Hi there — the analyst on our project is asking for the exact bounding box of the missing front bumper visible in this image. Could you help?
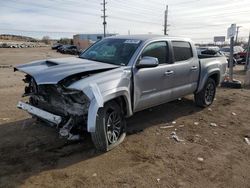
[17,101,62,125]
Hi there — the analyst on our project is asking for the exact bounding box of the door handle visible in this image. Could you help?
[164,70,174,76]
[190,66,198,71]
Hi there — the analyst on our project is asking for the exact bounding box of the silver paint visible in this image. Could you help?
[15,35,227,133]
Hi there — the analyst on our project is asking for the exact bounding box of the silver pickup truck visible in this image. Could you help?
[15,35,227,151]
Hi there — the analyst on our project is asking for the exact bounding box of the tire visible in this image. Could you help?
[91,100,126,151]
[194,78,216,107]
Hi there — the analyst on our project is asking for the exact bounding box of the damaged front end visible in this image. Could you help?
[18,74,90,140]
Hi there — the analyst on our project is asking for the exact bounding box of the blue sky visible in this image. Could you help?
[0,0,250,42]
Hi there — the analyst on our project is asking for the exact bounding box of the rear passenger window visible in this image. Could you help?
[142,42,168,64]
[172,41,193,62]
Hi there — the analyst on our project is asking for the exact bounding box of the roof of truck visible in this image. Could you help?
[107,34,191,42]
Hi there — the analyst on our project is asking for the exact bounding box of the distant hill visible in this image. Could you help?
[0,34,38,42]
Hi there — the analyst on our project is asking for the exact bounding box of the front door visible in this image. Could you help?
[133,41,175,112]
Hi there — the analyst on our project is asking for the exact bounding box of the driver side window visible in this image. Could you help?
[142,42,168,64]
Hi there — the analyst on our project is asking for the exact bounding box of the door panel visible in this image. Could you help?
[133,64,175,112]
[170,41,199,98]
[133,41,174,112]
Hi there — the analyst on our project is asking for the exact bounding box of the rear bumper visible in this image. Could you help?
[17,101,62,125]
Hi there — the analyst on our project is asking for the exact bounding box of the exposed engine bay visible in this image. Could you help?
[22,74,90,140]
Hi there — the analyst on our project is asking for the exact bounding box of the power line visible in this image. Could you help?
[2,0,250,39]
[109,15,160,25]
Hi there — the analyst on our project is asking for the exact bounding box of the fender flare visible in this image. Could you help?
[82,83,103,133]
[83,85,132,133]
[196,69,220,93]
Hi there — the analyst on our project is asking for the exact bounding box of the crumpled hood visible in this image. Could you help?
[14,57,119,85]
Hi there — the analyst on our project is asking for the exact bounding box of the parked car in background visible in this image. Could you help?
[238,48,250,64]
[62,45,78,55]
[15,35,227,151]
[57,45,78,55]
[51,43,62,50]
[220,46,244,64]
[57,45,69,53]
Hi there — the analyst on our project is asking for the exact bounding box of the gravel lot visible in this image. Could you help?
[0,47,250,188]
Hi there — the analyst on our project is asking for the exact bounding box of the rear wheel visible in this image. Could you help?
[91,101,126,151]
[194,78,216,107]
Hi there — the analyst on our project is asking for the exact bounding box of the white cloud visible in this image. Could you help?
[0,0,249,42]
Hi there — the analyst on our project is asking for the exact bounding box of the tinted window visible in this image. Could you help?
[142,42,168,64]
[172,41,193,62]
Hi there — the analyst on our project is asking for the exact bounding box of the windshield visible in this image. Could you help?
[79,38,141,66]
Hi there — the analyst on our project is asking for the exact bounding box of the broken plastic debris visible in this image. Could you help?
[232,112,237,116]
[172,121,176,125]
[220,124,227,128]
[59,128,69,137]
[210,123,217,127]
[197,157,204,162]
[208,108,212,111]
[244,137,250,145]
[157,178,160,183]
[68,133,80,141]
[0,118,10,121]
[160,125,174,129]
[194,122,199,125]
[179,124,184,128]
[171,131,184,142]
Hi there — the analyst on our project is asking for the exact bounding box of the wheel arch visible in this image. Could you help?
[209,72,220,86]
[86,86,132,133]
[196,69,220,93]
[102,89,133,118]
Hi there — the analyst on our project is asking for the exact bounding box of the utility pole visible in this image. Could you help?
[164,5,168,35]
[245,31,250,70]
[221,24,242,88]
[235,26,242,44]
[229,24,235,82]
[101,0,107,38]
[244,31,250,85]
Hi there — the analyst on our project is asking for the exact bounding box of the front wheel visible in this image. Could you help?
[91,101,126,151]
[194,78,216,107]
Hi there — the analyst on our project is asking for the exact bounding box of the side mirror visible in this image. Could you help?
[136,56,159,68]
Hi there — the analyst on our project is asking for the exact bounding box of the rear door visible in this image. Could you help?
[169,41,199,98]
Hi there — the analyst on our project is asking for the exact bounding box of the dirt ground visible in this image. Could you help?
[0,47,250,188]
